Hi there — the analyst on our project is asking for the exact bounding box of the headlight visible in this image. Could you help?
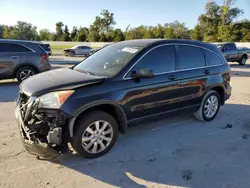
[38,90,74,109]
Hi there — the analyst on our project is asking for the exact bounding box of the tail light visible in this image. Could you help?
[40,54,48,63]
[41,54,48,59]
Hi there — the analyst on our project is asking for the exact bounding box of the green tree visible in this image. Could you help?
[0,25,5,38]
[39,29,51,41]
[87,25,100,42]
[70,26,78,41]
[190,25,204,41]
[2,21,39,40]
[55,21,64,40]
[49,33,57,41]
[111,29,125,42]
[63,25,70,41]
[197,0,243,42]
[77,27,89,41]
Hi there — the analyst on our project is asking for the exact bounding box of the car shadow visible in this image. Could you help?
[50,103,250,187]
[231,70,250,77]
[0,81,19,102]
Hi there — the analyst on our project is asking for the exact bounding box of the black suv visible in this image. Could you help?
[0,39,51,82]
[15,39,231,159]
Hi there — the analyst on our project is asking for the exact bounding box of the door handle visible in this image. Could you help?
[10,56,19,59]
[204,70,210,75]
[168,75,176,80]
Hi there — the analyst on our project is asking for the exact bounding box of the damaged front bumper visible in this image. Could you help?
[15,95,70,159]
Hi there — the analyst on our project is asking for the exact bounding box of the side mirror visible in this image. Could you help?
[130,68,154,79]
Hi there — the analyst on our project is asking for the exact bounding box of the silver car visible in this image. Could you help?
[63,45,92,57]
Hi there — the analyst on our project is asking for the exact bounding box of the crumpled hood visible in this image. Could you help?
[20,68,105,97]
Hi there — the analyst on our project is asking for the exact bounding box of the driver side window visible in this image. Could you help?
[129,45,176,75]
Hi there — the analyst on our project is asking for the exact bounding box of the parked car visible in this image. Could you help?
[40,44,52,56]
[216,42,250,65]
[15,39,231,159]
[63,45,92,57]
[0,39,51,82]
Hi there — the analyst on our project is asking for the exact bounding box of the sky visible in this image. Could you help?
[0,0,249,32]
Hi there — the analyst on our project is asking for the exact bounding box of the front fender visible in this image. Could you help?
[68,100,128,137]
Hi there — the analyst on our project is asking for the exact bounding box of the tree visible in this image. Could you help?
[87,25,100,42]
[55,21,64,41]
[2,21,39,40]
[164,21,189,39]
[197,0,243,42]
[63,25,70,41]
[77,27,89,41]
[70,26,78,41]
[111,29,125,42]
[190,25,203,41]
[39,29,51,41]
[49,33,57,41]
[0,25,5,38]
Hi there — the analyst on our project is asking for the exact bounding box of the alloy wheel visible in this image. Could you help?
[20,69,35,80]
[204,95,219,118]
[82,120,113,154]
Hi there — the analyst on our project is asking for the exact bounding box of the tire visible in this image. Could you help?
[69,51,75,57]
[239,55,247,66]
[194,90,221,122]
[71,111,118,159]
[16,66,36,83]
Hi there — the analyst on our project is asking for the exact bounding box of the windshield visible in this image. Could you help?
[73,43,143,77]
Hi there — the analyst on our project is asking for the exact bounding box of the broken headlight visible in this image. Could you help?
[38,90,74,109]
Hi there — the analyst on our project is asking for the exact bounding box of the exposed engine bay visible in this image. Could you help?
[15,92,71,159]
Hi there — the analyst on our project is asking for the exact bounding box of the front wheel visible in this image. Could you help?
[69,51,75,57]
[239,56,247,66]
[194,90,221,122]
[71,111,118,159]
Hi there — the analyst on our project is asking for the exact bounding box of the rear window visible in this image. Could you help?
[40,44,50,51]
[0,43,32,53]
[177,45,205,70]
[203,49,223,66]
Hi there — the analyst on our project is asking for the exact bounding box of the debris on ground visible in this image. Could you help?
[242,133,250,139]
[2,143,7,145]
[182,170,192,180]
[218,124,233,129]
[148,158,156,162]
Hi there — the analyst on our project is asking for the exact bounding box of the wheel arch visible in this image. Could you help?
[242,53,248,58]
[14,63,39,77]
[209,86,225,105]
[68,101,128,138]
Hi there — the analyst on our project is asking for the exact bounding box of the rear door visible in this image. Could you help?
[0,42,26,79]
[124,45,182,120]
[176,45,208,109]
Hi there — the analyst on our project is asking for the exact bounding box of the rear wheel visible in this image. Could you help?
[16,66,36,83]
[239,55,247,66]
[194,90,221,122]
[71,111,118,159]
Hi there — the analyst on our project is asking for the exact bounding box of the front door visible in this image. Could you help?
[124,45,183,121]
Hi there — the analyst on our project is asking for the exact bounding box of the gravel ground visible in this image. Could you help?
[0,60,250,188]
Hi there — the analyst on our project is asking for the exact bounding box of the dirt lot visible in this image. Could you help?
[0,60,250,188]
